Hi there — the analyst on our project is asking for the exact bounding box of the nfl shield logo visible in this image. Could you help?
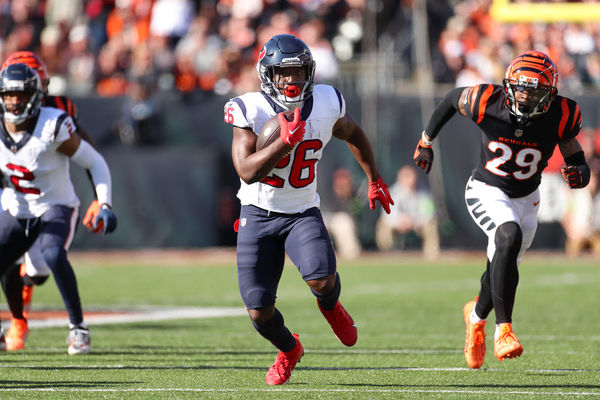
[515,129,523,137]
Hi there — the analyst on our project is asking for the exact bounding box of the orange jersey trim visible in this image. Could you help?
[476,85,494,124]
[558,98,570,139]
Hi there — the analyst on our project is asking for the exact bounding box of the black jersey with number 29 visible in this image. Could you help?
[462,84,582,198]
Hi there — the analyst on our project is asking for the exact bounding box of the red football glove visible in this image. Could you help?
[278,107,305,146]
[82,200,102,233]
[414,138,434,174]
[368,177,394,214]
[561,165,590,189]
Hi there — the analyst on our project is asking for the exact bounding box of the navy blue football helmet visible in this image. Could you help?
[257,34,316,108]
[0,63,43,125]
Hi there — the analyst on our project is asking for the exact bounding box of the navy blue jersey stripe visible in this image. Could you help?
[334,87,343,114]
[53,113,68,140]
[232,98,247,121]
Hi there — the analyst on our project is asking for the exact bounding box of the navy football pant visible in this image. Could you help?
[236,205,337,309]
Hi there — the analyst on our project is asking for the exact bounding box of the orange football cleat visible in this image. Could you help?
[265,334,304,385]
[318,300,358,347]
[6,318,29,351]
[494,323,523,362]
[463,297,486,369]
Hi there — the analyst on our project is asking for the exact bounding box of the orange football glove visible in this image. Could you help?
[413,137,434,174]
[82,200,102,233]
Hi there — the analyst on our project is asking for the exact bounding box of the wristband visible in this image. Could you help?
[421,131,434,147]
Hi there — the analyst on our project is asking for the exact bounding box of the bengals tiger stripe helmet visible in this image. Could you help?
[1,51,49,91]
[503,50,558,124]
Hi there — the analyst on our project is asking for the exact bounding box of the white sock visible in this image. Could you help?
[494,323,510,340]
[470,308,485,324]
[69,322,88,330]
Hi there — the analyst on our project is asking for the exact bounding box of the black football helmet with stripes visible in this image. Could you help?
[503,51,558,125]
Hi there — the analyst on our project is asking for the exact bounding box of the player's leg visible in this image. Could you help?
[1,264,28,350]
[236,205,302,385]
[21,241,53,312]
[0,212,40,350]
[463,178,520,367]
[38,205,89,355]
[285,207,357,347]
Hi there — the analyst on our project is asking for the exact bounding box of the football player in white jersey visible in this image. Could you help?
[0,63,117,355]
[224,34,394,385]
[0,51,106,352]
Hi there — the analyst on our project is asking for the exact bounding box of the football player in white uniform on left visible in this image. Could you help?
[0,63,117,354]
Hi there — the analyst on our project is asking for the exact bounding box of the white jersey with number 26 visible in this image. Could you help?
[225,84,345,214]
[0,106,80,218]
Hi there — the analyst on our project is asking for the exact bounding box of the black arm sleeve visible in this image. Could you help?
[424,87,465,140]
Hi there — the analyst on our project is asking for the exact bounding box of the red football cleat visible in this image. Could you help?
[318,300,358,346]
[265,333,304,385]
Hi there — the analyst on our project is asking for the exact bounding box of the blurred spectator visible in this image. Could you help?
[375,165,439,260]
[149,0,193,47]
[95,37,129,96]
[298,19,338,81]
[562,170,600,257]
[44,0,82,28]
[322,168,363,260]
[66,23,96,94]
[116,73,162,145]
[3,0,600,99]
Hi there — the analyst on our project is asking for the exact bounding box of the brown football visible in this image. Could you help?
[256,110,294,151]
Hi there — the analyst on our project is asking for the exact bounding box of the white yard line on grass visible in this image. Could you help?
[26,306,246,329]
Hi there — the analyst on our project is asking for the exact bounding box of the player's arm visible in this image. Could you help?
[558,137,590,189]
[414,87,469,173]
[231,126,294,184]
[332,114,394,213]
[57,133,117,233]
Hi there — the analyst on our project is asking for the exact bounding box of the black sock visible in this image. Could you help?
[312,273,341,311]
[252,309,296,352]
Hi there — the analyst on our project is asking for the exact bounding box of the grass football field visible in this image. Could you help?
[1,250,599,399]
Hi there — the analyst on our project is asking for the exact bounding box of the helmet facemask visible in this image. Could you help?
[260,63,314,109]
[0,64,44,125]
[503,51,558,125]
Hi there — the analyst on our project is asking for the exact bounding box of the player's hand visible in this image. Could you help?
[82,200,100,231]
[85,202,117,234]
[368,177,394,214]
[414,138,434,174]
[278,107,305,146]
[561,165,589,189]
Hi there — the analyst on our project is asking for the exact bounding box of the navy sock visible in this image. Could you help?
[312,273,341,311]
[252,309,296,352]
[1,264,25,319]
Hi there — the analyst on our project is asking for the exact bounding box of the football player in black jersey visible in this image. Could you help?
[413,51,590,369]
[0,51,111,352]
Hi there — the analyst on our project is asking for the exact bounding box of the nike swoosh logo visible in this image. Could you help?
[533,201,540,206]
[378,188,386,196]
[289,126,301,134]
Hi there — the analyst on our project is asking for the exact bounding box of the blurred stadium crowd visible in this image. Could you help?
[2,0,600,100]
